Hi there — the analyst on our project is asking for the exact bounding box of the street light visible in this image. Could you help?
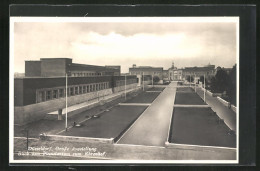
[190,74,191,87]
[65,72,68,131]
[125,74,127,100]
[204,74,206,102]
[152,74,154,87]
[65,67,71,132]
[142,72,144,91]
[194,74,196,92]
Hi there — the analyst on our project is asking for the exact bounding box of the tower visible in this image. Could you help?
[172,61,174,69]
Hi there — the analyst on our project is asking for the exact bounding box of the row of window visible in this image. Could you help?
[185,71,214,75]
[130,72,161,75]
[36,82,109,103]
[71,72,102,77]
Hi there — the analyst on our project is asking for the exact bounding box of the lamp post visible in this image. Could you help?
[143,72,144,91]
[125,75,126,100]
[190,74,191,87]
[194,74,196,92]
[65,72,68,131]
[152,74,154,87]
[204,74,206,102]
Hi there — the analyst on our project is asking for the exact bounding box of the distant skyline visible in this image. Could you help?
[12,17,237,73]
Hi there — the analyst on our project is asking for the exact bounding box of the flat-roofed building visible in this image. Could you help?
[129,64,163,80]
[182,64,216,81]
[25,58,120,77]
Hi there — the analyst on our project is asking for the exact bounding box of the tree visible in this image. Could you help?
[153,76,160,83]
[210,68,229,93]
[186,75,194,82]
[199,75,209,88]
[226,65,236,106]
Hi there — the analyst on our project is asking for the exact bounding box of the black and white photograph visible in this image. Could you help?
[10,16,239,164]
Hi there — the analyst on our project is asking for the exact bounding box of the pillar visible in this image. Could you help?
[58,109,63,120]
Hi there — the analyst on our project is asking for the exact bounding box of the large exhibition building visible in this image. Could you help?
[14,58,138,125]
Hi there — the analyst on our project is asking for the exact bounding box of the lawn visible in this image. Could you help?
[124,92,160,103]
[174,92,205,105]
[169,107,236,148]
[60,105,147,139]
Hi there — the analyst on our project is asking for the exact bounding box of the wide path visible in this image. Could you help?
[117,82,177,146]
[196,88,236,132]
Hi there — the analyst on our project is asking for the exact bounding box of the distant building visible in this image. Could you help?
[182,64,216,81]
[216,66,232,74]
[168,62,182,81]
[25,58,120,77]
[129,64,163,80]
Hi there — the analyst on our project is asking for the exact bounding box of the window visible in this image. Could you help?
[90,85,92,92]
[53,90,58,99]
[79,86,82,94]
[75,87,79,95]
[46,90,52,100]
[83,86,86,93]
[87,85,89,92]
[70,87,74,96]
[92,84,96,91]
[37,91,45,102]
[96,84,99,91]
[59,89,64,98]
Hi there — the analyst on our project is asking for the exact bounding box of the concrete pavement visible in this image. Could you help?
[117,82,177,146]
[196,88,236,132]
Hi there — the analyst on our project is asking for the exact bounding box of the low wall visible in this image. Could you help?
[231,105,237,113]
[200,87,222,97]
[14,89,113,125]
[217,97,237,113]
[46,135,114,144]
[14,84,140,125]
[113,83,138,93]
[217,96,229,107]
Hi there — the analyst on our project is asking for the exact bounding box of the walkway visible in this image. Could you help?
[196,88,236,132]
[117,82,177,146]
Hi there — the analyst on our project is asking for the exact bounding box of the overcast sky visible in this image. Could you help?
[13,20,237,73]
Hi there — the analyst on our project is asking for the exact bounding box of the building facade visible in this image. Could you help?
[182,64,216,80]
[168,62,183,81]
[25,58,120,77]
[129,64,163,80]
[14,75,138,125]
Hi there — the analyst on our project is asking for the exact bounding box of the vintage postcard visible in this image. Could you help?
[10,16,239,164]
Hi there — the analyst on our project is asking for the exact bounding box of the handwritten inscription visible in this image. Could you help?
[17,146,106,158]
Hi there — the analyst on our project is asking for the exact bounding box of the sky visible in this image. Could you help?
[13,19,237,73]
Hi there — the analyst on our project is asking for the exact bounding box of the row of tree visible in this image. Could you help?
[185,65,236,105]
[211,65,236,105]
